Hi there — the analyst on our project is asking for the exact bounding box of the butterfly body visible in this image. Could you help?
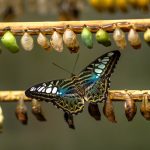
[25,50,120,115]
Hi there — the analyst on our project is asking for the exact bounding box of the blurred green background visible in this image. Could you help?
[0,1,150,150]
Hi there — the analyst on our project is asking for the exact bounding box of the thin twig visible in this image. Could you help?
[0,19,149,35]
[0,90,149,102]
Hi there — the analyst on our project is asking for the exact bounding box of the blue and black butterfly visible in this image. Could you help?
[25,50,120,128]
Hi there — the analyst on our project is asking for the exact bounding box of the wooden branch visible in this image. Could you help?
[0,90,149,102]
[0,19,149,36]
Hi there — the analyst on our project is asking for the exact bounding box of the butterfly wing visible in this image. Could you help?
[78,50,120,103]
[25,78,84,114]
[25,50,120,114]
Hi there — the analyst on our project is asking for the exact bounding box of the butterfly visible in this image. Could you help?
[25,50,120,128]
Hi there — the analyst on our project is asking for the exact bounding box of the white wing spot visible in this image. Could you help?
[107,52,114,57]
[98,58,101,62]
[48,84,52,87]
[95,64,99,67]
[102,58,109,62]
[38,87,45,92]
[46,87,52,93]
[42,88,46,92]
[95,69,102,74]
[30,87,36,91]
[98,64,105,69]
[43,83,46,86]
[102,61,107,64]
[52,87,57,94]
[37,86,41,90]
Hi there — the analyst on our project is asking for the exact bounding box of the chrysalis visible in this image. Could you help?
[64,112,75,129]
[104,0,115,12]
[50,31,63,52]
[37,0,49,15]
[28,0,37,13]
[12,0,24,18]
[113,27,126,49]
[21,32,34,51]
[103,95,117,123]
[81,27,93,49]
[115,0,127,12]
[137,0,149,11]
[128,0,138,8]
[0,105,4,131]
[128,28,141,49]
[89,0,104,12]
[37,32,51,51]
[57,0,82,21]
[15,99,28,125]
[63,29,79,53]
[144,28,150,45]
[88,103,101,120]
[96,29,111,47]
[124,92,137,121]
[140,94,150,120]
[1,31,20,53]
[31,99,46,121]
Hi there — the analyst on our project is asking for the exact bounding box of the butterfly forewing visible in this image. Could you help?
[25,78,84,114]
[78,50,120,103]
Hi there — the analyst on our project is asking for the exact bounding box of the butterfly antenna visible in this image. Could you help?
[72,53,79,75]
[52,62,74,76]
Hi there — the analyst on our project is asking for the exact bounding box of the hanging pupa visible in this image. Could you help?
[124,92,137,121]
[0,105,4,132]
[103,95,117,123]
[104,0,115,12]
[37,32,51,51]
[28,0,37,13]
[31,99,46,121]
[64,112,75,129]
[89,0,105,12]
[12,0,24,18]
[21,32,34,51]
[137,0,149,11]
[81,27,93,49]
[140,93,150,120]
[128,28,141,49]
[144,28,150,45]
[57,0,82,21]
[63,28,79,53]
[113,27,126,49]
[15,99,28,125]
[50,31,63,52]
[37,0,49,15]
[128,0,138,8]
[96,29,111,47]
[115,0,127,12]
[88,103,101,121]
[1,31,20,53]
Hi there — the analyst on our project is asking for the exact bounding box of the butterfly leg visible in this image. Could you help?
[64,112,75,129]
[88,103,101,121]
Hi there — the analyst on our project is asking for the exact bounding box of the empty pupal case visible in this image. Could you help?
[21,32,34,51]
[50,31,63,52]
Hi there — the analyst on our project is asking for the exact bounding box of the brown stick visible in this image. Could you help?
[0,19,149,35]
[0,90,149,102]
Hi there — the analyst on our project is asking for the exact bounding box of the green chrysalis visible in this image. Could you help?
[1,31,19,53]
[81,27,93,49]
[96,29,111,47]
